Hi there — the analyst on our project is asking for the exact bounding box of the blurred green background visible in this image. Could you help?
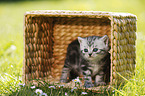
[0,0,145,84]
[0,0,145,95]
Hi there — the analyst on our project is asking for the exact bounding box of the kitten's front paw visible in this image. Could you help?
[95,82,106,86]
[84,81,94,88]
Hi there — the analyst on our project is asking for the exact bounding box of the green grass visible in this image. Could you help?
[0,0,145,95]
[8,80,113,96]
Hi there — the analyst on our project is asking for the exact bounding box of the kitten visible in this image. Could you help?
[60,35,110,88]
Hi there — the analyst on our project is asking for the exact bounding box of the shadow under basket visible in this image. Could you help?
[23,10,137,91]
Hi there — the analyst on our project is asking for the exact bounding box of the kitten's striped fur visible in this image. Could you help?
[60,35,110,88]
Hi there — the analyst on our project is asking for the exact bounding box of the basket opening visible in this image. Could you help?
[51,17,111,84]
[24,16,111,86]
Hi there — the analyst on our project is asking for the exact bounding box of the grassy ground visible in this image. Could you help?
[0,0,145,95]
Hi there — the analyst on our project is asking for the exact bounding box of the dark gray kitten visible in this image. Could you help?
[60,35,110,88]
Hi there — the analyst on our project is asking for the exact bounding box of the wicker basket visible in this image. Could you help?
[23,10,137,90]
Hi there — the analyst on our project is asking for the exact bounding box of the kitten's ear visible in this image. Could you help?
[78,37,84,44]
[100,35,109,45]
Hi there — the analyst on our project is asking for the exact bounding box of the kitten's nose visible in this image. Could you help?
[89,53,92,57]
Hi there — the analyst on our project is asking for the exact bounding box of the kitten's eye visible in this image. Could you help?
[93,48,98,52]
[84,49,88,52]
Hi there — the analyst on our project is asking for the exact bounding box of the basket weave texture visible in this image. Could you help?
[23,10,137,88]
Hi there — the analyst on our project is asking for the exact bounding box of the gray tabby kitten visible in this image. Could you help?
[60,35,110,88]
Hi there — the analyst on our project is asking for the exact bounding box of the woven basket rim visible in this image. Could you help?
[25,10,137,18]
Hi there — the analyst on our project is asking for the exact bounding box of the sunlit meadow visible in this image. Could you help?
[0,0,145,95]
